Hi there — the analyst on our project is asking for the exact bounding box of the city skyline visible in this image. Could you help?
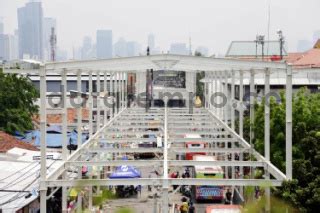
[1,0,320,58]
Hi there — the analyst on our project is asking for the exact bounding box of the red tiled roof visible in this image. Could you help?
[285,53,304,64]
[0,131,38,153]
[290,49,320,68]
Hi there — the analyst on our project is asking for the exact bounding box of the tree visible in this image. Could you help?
[243,88,320,212]
[0,68,39,133]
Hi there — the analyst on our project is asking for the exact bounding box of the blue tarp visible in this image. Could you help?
[15,125,88,147]
[109,162,141,179]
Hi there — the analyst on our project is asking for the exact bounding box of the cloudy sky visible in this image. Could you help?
[1,0,320,56]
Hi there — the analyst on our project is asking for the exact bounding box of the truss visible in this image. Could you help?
[4,54,294,213]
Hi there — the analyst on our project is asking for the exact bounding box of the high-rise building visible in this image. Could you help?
[114,37,127,57]
[43,17,57,61]
[96,30,112,59]
[81,36,95,60]
[18,1,43,60]
[0,32,19,61]
[170,43,188,55]
[126,41,140,57]
[0,34,8,61]
[148,34,155,51]
[0,18,4,35]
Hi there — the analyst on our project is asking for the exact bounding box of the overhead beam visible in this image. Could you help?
[46,178,282,187]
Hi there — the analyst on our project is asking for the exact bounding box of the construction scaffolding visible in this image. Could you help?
[5,54,293,212]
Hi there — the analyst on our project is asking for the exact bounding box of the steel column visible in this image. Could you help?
[286,65,293,179]
[265,68,271,212]
[214,72,218,116]
[162,98,169,213]
[76,70,82,213]
[89,72,93,136]
[39,66,47,213]
[104,72,108,124]
[97,71,101,131]
[61,69,68,213]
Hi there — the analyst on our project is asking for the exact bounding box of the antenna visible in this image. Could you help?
[50,27,57,61]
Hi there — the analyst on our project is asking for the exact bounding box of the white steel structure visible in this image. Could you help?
[5,54,294,212]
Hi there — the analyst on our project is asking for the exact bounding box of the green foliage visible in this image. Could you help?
[0,68,39,133]
[196,71,205,99]
[115,207,135,213]
[244,87,320,212]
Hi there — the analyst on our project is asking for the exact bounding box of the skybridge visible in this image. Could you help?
[5,54,293,212]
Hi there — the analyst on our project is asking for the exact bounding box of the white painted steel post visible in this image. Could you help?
[39,65,47,213]
[239,70,244,137]
[77,71,82,146]
[162,97,169,213]
[61,69,68,159]
[231,70,235,130]
[61,69,68,213]
[115,72,118,115]
[249,69,255,179]
[119,72,122,110]
[204,81,207,109]
[122,72,125,109]
[76,70,82,213]
[89,72,93,136]
[265,68,271,212]
[224,72,228,125]
[214,72,218,116]
[219,72,223,120]
[110,72,114,118]
[210,73,214,112]
[88,71,93,210]
[239,70,244,196]
[286,65,293,179]
[249,69,255,145]
[231,70,235,180]
[104,72,108,124]
[97,71,101,131]
[125,72,128,108]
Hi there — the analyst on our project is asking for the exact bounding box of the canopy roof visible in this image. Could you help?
[44,54,287,73]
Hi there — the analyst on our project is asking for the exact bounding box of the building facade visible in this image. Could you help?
[96,30,112,59]
[18,1,44,60]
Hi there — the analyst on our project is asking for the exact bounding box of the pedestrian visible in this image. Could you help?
[179,200,189,213]
[188,202,195,213]
[225,188,232,204]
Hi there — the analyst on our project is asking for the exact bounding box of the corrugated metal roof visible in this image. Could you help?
[0,149,62,212]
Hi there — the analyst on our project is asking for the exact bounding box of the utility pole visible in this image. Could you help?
[277,30,285,60]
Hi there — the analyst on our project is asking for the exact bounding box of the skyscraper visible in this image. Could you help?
[96,30,112,59]
[18,1,43,60]
[0,18,4,35]
[114,37,127,57]
[126,41,140,57]
[170,43,188,55]
[148,34,155,51]
[43,17,57,61]
[81,36,95,60]
[0,34,8,61]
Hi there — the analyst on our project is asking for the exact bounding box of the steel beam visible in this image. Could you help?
[46,178,282,187]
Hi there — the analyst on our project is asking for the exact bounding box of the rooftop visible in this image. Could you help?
[0,131,38,153]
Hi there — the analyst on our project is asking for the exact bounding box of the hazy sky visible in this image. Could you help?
[1,0,320,56]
